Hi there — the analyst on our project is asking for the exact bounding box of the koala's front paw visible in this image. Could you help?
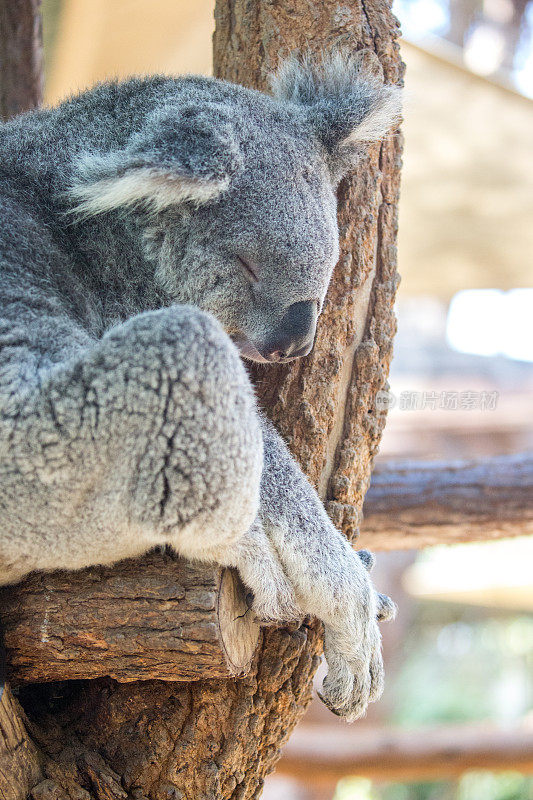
[245,545,301,625]
[235,521,302,626]
[318,551,397,722]
[318,620,383,721]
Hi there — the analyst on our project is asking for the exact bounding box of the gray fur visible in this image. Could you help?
[0,52,400,721]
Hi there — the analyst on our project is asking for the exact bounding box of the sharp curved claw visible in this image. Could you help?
[358,549,375,572]
[376,592,397,621]
[316,689,344,717]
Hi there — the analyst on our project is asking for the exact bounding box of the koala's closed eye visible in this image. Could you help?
[237,255,260,283]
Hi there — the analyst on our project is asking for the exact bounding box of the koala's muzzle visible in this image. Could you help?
[261,300,318,362]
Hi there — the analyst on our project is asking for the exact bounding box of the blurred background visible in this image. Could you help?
[38,2,533,798]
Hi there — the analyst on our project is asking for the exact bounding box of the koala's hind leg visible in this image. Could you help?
[258,418,396,721]
[0,305,263,583]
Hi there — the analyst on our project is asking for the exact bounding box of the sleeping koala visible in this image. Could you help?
[0,51,401,721]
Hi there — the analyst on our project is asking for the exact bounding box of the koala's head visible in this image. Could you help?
[71,51,401,362]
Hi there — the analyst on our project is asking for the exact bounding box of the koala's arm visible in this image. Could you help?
[0,280,262,585]
[256,418,395,721]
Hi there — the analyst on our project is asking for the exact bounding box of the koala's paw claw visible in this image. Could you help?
[358,549,376,572]
[316,689,344,717]
[376,592,397,622]
[318,667,374,723]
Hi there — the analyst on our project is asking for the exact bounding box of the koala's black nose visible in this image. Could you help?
[261,300,318,362]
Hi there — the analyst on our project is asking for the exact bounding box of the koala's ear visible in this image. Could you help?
[69,104,243,216]
[271,50,402,182]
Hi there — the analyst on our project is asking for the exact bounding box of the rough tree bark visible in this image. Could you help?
[0,0,403,798]
[0,553,260,685]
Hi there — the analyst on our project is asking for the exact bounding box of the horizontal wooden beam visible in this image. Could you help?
[0,550,260,685]
[359,452,533,550]
[277,722,533,781]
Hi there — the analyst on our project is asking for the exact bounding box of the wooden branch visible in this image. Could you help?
[4,454,529,686]
[359,452,533,550]
[2,453,528,686]
[0,0,44,120]
[0,550,260,685]
[278,722,533,781]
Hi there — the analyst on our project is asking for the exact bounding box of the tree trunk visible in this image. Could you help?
[1,0,403,798]
[0,0,43,120]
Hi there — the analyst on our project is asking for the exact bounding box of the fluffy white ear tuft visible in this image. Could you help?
[271,50,402,179]
[339,83,402,146]
[69,154,228,218]
[68,103,242,217]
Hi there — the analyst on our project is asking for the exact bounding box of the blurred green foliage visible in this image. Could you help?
[333,603,533,800]
[335,772,533,800]
[41,0,63,80]
[391,614,533,725]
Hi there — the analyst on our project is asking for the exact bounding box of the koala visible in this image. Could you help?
[0,51,401,721]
